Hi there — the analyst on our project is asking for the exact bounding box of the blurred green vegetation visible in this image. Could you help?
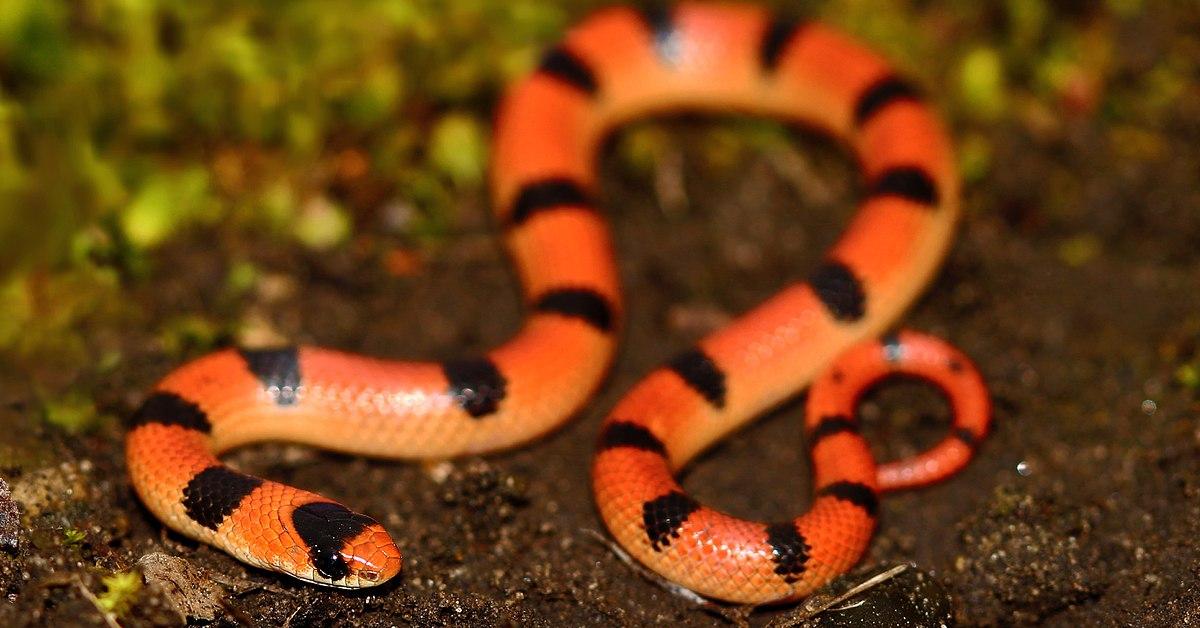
[0,0,573,273]
[0,0,573,395]
[0,0,1190,428]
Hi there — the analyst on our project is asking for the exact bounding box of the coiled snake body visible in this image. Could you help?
[127,3,990,604]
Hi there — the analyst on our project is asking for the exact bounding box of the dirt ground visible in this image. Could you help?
[3,4,1200,628]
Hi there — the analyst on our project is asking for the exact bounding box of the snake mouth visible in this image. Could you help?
[339,536,403,587]
[357,569,383,583]
[297,547,401,589]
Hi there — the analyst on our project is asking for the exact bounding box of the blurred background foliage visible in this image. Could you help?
[0,0,567,387]
[0,0,1191,429]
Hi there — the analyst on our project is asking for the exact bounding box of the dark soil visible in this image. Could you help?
[3,4,1200,627]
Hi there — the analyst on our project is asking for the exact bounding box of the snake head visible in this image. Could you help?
[289,501,402,588]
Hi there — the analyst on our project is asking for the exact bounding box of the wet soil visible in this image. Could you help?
[3,5,1200,627]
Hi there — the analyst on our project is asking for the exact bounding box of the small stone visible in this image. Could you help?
[137,553,229,622]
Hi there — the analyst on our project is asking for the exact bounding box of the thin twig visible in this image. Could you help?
[767,564,912,628]
[581,528,756,625]
[73,577,122,628]
[653,146,689,217]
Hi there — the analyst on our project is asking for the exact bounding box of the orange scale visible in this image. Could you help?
[561,8,665,92]
[491,77,599,211]
[599,449,679,500]
[491,316,612,388]
[667,4,766,83]
[219,483,273,531]
[773,24,893,134]
[700,285,847,410]
[618,385,722,467]
[878,438,974,491]
[854,102,955,186]
[809,432,878,489]
[828,197,930,288]
[300,348,444,396]
[126,425,216,489]
[158,350,261,408]
[339,525,403,586]
[505,208,620,305]
[796,500,875,564]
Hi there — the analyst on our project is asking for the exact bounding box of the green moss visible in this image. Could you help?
[959,47,1008,121]
[41,392,100,434]
[225,260,260,297]
[158,314,222,358]
[120,168,214,248]
[958,132,993,183]
[0,278,31,350]
[0,265,126,374]
[400,171,457,241]
[617,124,670,176]
[430,112,488,188]
[294,197,352,250]
[3,3,70,87]
[821,0,929,66]
[1006,0,1049,53]
[96,571,142,617]
[1175,364,1200,391]
[1057,234,1102,267]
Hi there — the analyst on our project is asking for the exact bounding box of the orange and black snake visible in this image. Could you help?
[126,3,990,605]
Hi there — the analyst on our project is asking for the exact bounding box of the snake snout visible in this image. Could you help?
[342,527,403,586]
[291,501,402,587]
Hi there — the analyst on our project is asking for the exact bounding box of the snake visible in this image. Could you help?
[125,3,990,604]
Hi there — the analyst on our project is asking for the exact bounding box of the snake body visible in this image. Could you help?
[126,3,989,603]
